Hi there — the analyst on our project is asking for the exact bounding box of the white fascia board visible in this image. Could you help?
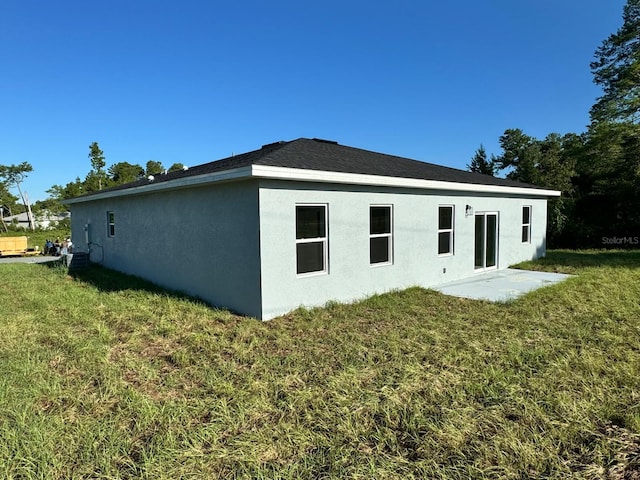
[250,165,562,197]
[62,166,254,204]
[63,163,561,205]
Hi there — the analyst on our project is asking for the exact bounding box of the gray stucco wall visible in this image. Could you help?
[258,180,548,319]
[70,180,263,318]
[69,178,550,321]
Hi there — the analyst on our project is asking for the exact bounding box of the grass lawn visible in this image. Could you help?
[0,250,639,479]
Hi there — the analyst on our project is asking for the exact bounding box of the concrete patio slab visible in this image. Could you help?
[433,268,571,302]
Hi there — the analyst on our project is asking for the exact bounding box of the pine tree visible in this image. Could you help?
[467,144,496,176]
[590,0,640,123]
[88,142,107,190]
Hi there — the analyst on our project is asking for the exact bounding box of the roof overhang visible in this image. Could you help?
[63,166,253,204]
[251,165,561,197]
[63,165,560,205]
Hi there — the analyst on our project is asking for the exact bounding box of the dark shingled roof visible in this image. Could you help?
[75,138,542,198]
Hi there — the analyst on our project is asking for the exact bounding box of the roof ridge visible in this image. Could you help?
[252,138,305,166]
[290,138,536,188]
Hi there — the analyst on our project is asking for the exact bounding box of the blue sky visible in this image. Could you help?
[0,0,627,201]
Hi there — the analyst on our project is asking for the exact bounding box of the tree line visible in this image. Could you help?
[468,0,640,248]
[0,142,185,231]
[46,142,186,203]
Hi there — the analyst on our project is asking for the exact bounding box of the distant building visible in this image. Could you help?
[65,138,560,320]
[3,210,70,230]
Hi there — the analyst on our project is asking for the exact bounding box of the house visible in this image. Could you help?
[64,138,560,320]
[2,210,70,230]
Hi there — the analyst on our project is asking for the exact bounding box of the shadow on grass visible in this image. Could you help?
[40,261,216,308]
[525,249,640,270]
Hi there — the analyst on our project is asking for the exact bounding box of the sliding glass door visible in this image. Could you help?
[474,212,498,270]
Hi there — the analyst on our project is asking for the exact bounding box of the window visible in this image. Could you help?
[522,206,531,243]
[296,205,327,275]
[370,206,392,265]
[438,206,454,255]
[107,211,115,237]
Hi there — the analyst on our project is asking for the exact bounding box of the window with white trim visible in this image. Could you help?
[438,205,454,255]
[107,211,115,237]
[522,206,531,243]
[295,205,328,275]
[370,205,392,265]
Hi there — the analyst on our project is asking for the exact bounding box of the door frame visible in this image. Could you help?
[474,211,499,272]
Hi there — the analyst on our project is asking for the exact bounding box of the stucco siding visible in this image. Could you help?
[258,180,548,319]
[70,180,262,318]
[69,177,550,321]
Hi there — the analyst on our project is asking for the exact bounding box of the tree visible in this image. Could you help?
[108,162,144,185]
[494,129,541,184]
[0,181,19,232]
[572,122,640,242]
[88,142,107,190]
[45,177,86,213]
[34,198,65,215]
[590,0,640,123]
[0,162,35,230]
[493,129,578,246]
[146,160,164,176]
[467,145,496,176]
[50,177,86,200]
[168,162,185,173]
